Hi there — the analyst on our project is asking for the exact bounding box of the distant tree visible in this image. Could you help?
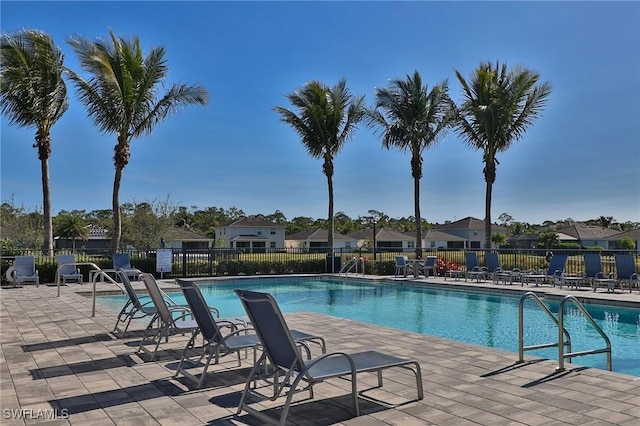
[0,198,44,248]
[1,29,69,254]
[597,215,614,228]
[491,233,506,248]
[617,237,636,251]
[538,231,559,249]
[368,71,453,257]
[54,214,88,250]
[122,198,179,250]
[498,213,514,227]
[66,30,209,251]
[453,61,552,249]
[275,79,366,252]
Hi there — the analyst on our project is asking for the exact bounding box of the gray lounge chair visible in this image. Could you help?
[175,279,325,389]
[112,253,141,281]
[235,289,423,426]
[13,256,39,287]
[112,270,159,337]
[137,273,198,361]
[614,253,639,293]
[57,254,83,285]
[394,256,410,277]
[417,256,438,277]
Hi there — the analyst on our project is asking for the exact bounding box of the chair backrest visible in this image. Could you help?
[113,253,132,269]
[118,269,143,310]
[57,254,76,275]
[583,252,603,278]
[176,279,222,343]
[424,256,437,267]
[235,289,305,373]
[465,252,478,270]
[395,256,408,266]
[547,254,567,275]
[14,256,35,276]
[141,273,173,325]
[485,252,500,272]
[615,253,637,280]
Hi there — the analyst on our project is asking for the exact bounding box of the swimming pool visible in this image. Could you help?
[97,277,640,377]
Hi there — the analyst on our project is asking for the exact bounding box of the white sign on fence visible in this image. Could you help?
[156,249,172,275]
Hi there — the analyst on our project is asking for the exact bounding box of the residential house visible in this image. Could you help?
[214,217,285,252]
[54,224,110,252]
[433,217,507,249]
[347,227,415,252]
[164,227,213,250]
[420,229,467,250]
[285,229,358,253]
[509,231,578,249]
[556,224,620,249]
[605,229,640,251]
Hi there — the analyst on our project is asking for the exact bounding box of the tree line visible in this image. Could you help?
[2,197,636,252]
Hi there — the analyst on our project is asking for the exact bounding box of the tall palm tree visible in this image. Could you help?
[453,62,551,248]
[274,79,365,254]
[0,29,69,255]
[66,30,209,251]
[368,71,453,257]
[55,214,89,250]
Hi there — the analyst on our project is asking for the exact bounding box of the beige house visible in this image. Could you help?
[347,228,415,251]
[215,217,285,252]
[285,229,358,253]
[433,216,507,249]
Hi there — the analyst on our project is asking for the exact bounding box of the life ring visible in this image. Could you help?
[545,251,553,262]
[4,266,16,285]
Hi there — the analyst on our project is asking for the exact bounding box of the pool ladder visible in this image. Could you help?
[518,292,612,372]
[339,257,362,276]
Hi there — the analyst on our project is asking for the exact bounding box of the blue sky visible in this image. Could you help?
[1,1,639,225]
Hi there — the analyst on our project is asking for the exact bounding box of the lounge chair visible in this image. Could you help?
[13,256,39,287]
[417,256,438,277]
[487,253,521,285]
[112,270,159,337]
[56,254,83,285]
[136,273,199,361]
[522,253,567,287]
[394,256,410,277]
[235,289,423,425]
[175,279,326,389]
[112,253,141,281]
[485,252,500,280]
[614,253,639,293]
[464,252,486,282]
[584,252,616,292]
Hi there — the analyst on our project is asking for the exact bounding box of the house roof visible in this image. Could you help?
[171,227,212,241]
[434,216,506,232]
[225,217,283,228]
[286,229,357,242]
[556,224,621,240]
[420,229,467,241]
[347,227,414,242]
[606,228,640,240]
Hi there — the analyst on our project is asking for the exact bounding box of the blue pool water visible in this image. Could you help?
[98,277,640,376]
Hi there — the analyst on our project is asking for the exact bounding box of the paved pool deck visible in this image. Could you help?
[1,275,639,425]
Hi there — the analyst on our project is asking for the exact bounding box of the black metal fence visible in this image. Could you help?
[1,247,638,284]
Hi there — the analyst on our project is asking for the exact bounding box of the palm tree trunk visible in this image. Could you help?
[326,173,334,253]
[484,180,493,249]
[110,165,123,252]
[40,155,53,256]
[414,174,423,258]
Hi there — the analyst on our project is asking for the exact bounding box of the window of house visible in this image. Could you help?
[257,229,262,235]
[270,241,276,248]
[430,241,436,248]
[407,241,415,249]
[270,228,276,235]
[345,242,351,248]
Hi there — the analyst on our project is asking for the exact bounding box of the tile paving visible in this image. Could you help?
[1,275,639,425]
